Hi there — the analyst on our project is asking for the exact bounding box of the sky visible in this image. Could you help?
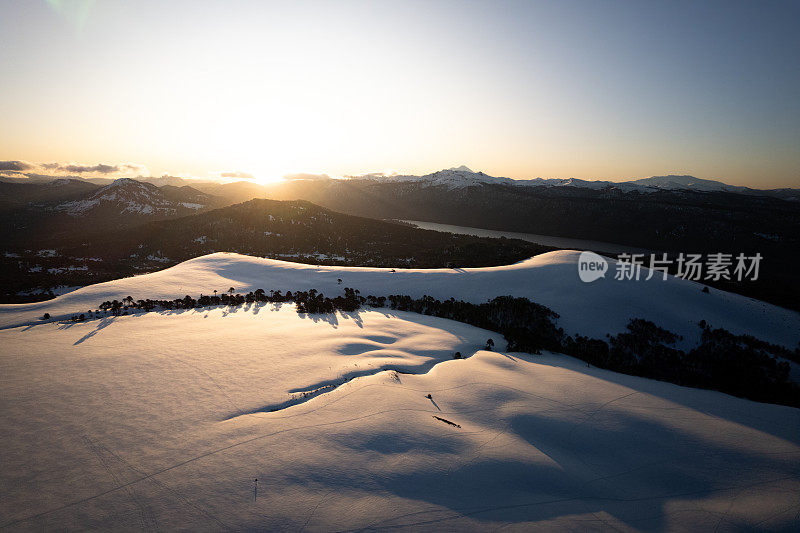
[1,0,798,187]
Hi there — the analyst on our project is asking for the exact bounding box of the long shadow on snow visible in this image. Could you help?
[73,316,117,345]
[529,352,800,447]
[288,408,800,531]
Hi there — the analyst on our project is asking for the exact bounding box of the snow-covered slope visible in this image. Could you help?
[362,166,517,188]
[2,303,798,530]
[2,251,798,350]
[631,175,752,193]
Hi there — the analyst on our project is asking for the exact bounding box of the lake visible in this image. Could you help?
[403,220,652,255]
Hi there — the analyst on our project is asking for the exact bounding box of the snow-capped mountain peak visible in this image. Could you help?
[103,177,141,188]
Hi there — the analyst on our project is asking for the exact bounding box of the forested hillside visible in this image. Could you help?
[0,198,549,302]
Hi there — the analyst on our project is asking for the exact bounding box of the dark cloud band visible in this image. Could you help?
[0,160,34,171]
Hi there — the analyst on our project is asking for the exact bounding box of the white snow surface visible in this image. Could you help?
[630,175,752,193]
[1,303,798,530]
[1,251,798,350]
[358,167,518,188]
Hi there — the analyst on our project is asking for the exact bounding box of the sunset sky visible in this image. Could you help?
[1,0,798,187]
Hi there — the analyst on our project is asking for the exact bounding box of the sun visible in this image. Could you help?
[251,174,287,185]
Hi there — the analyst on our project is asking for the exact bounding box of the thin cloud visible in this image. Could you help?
[283,173,331,181]
[344,171,399,179]
[220,171,255,179]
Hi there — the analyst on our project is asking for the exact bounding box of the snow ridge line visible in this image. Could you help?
[221,358,479,420]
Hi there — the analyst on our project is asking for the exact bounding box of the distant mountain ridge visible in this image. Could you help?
[363,167,517,188]
[264,168,800,310]
[49,178,221,218]
[3,166,796,199]
[0,178,230,246]
[349,167,799,199]
[2,172,799,311]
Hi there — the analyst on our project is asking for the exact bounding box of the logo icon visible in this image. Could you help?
[578,251,608,283]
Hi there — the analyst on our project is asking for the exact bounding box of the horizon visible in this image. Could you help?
[1,1,799,188]
[4,161,798,190]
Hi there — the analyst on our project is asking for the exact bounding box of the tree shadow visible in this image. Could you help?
[293,308,388,329]
[297,312,340,329]
[73,316,116,345]
[339,310,364,328]
[428,397,442,411]
[370,308,402,320]
[221,305,240,317]
[156,308,196,318]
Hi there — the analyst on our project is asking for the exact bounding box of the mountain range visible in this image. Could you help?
[2,168,799,310]
[0,178,231,245]
[3,165,798,199]
[345,166,800,199]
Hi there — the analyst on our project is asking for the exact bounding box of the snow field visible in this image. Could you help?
[1,305,798,530]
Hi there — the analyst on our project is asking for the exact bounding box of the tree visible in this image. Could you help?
[485,338,494,351]
[453,351,462,359]
[41,313,50,320]
[337,278,342,285]
[229,287,235,294]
